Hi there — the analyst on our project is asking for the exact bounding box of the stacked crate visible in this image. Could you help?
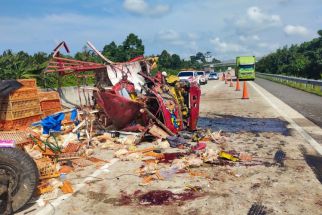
[38,91,62,117]
[0,79,42,130]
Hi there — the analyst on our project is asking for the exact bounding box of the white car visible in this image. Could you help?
[196,71,207,85]
[177,71,199,83]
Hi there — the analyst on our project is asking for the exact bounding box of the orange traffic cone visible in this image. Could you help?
[236,79,240,91]
[229,78,234,87]
[242,81,249,99]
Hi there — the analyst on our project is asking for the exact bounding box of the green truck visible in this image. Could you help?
[236,56,256,80]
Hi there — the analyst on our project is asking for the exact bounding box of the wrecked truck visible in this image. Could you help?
[0,41,201,213]
[45,41,201,134]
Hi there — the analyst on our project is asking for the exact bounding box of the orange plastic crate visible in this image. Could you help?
[42,108,62,117]
[0,130,31,147]
[40,100,61,111]
[4,88,39,101]
[38,91,60,102]
[0,98,40,111]
[0,114,41,131]
[0,106,42,120]
[17,79,37,88]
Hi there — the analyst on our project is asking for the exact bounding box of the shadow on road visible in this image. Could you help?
[198,114,290,135]
[299,145,322,184]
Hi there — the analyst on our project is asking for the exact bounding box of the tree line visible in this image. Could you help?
[256,30,322,80]
[0,33,220,86]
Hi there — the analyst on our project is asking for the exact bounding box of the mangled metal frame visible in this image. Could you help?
[45,41,200,134]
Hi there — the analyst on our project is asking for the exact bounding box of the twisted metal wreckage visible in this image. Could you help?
[46,41,201,135]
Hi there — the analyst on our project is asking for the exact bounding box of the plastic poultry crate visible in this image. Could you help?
[40,99,61,110]
[0,114,42,131]
[38,91,60,102]
[17,79,37,88]
[36,158,60,180]
[0,98,40,111]
[0,106,42,120]
[42,108,62,117]
[3,88,39,101]
[0,130,31,145]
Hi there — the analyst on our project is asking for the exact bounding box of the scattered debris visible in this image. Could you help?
[274,149,286,166]
[247,203,267,215]
[0,41,301,214]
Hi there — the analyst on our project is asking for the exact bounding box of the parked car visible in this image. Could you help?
[196,71,207,85]
[177,71,198,83]
[209,72,219,80]
[205,71,211,80]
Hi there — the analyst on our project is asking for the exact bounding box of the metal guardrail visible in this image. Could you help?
[257,72,322,87]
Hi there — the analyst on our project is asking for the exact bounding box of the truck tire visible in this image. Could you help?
[0,148,39,213]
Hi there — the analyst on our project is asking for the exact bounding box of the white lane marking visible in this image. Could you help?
[249,82,322,155]
[35,158,119,215]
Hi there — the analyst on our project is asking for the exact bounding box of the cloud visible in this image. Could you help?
[187,33,199,40]
[156,30,199,55]
[232,6,282,35]
[210,37,243,53]
[123,0,170,16]
[157,29,181,42]
[247,6,281,25]
[239,35,260,42]
[284,25,309,36]
[277,0,292,5]
[257,42,279,51]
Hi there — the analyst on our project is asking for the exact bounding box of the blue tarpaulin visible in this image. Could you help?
[41,113,65,134]
[32,109,78,134]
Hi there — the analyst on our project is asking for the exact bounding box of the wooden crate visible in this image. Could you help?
[0,98,40,111]
[17,79,37,88]
[40,99,61,111]
[38,91,60,102]
[0,106,42,120]
[0,114,42,131]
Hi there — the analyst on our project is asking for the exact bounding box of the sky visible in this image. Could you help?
[0,0,321,60]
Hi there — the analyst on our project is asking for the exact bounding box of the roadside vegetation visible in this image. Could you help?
[0,33,220,87]
[257,30,322,80]
[257,73,322,96]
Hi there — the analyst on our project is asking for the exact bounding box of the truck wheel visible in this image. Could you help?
[0,148,39,213]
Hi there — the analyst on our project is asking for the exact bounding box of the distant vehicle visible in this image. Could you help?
[236,56,256,80]
[205,71,211,80]
[196,71,207,85]
[208,72,219,80]
[178,71,198,83]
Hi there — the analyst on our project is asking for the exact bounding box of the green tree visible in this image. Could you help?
[0,50,34,79]
[158,50,172,68]
[195,52,206,63]
[257,30,322,79]
[75,46,101,63]
[170,54,181,69]
[122,33,144,61]
[318,29,322,37]
[102,41,121,62]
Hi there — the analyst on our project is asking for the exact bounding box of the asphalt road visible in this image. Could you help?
[255,78,322,128]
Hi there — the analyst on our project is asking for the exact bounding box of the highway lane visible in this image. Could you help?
[255,77,322,128]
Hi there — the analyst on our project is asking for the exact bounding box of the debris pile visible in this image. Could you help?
[0,42,286,213]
